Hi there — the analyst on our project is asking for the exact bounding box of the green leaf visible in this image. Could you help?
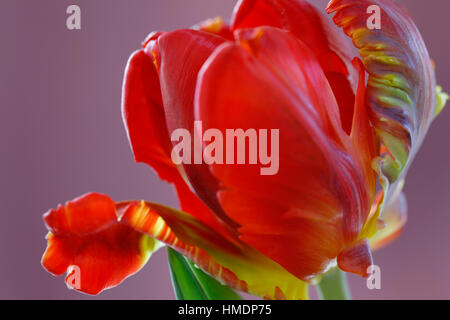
[167,247,242,300]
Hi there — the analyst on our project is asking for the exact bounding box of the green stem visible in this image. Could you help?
[316,268,352,300]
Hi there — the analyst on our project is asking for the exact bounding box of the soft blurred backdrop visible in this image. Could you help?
[1,0,449,299]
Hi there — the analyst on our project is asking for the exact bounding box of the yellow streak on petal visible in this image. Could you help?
[199,17,224,34]
[435,85,449,116]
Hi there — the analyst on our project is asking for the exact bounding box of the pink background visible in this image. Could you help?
[1,0,449,299]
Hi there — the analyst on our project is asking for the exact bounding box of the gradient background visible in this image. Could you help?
[1,0,449,299]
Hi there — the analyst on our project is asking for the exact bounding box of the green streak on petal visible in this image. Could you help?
[369,73,410,91]
[365,54,401,66]
[376,129,409,182]
[328,0,437,185]
[370,80,413,107]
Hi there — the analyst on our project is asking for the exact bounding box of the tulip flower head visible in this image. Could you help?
[41,0,447,300]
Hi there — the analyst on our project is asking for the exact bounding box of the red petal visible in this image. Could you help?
[42,193,157,295]
[326,72,355,134]
[350,58,376,193]
[232,0,334,60]
[122,49,176,183]
[42,193,310,299]
[156,29,238,229]
[196,27,374,280]
[231,0,357,134]
[122,43,236,239]
[231,0,357,75]
[157,29,226,136]
[42,233,75,276]
[43,193,117,236]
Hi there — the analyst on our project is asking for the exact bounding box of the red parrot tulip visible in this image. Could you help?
[41,0,447,299]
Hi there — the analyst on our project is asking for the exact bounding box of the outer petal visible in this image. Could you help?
[42,193,308,299]
[42,193,159,295]
[122,49,175,183]
[327,0,436,185]
[195,27,374,280]
[231,0,358,132]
